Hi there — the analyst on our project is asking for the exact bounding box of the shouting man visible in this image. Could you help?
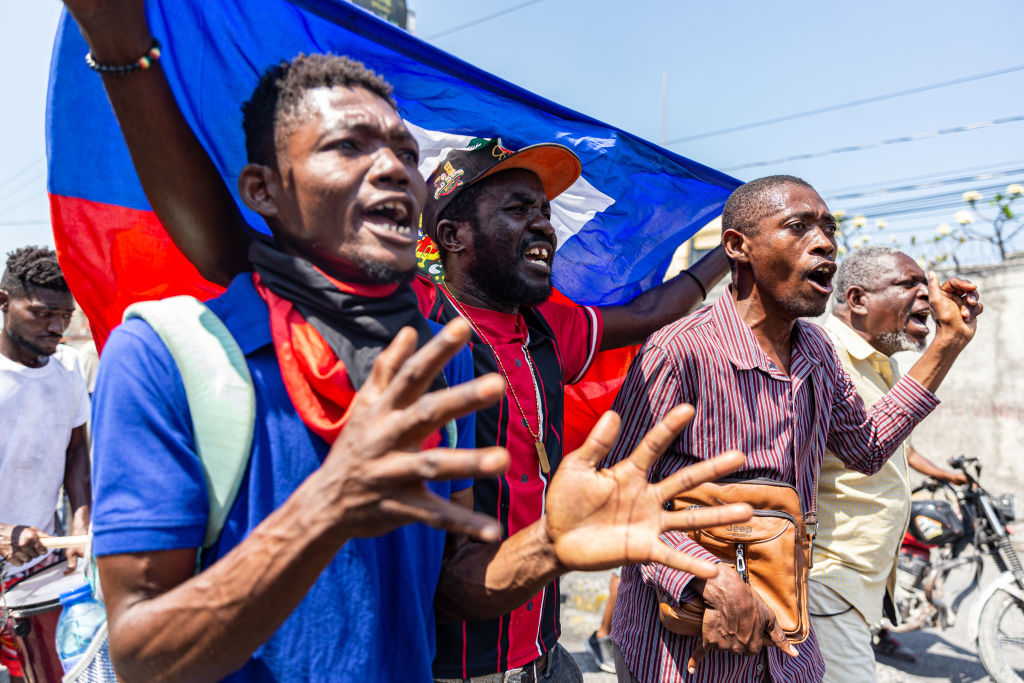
[417,139,730,681]
[603,175,981,683]
[809,246,968,679]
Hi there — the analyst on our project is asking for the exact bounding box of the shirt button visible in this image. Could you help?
[515,358,523,367]
[526,601,534,611]
[521,474,529,483]
[522,418,529,428]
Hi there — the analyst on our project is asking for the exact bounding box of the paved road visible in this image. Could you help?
[559,567,1003,682]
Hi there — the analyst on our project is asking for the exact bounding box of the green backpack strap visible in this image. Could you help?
[124,296,256,550]
[444,420,457,450]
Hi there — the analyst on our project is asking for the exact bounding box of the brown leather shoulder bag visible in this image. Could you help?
[658,478,814,643]
[658,381,819,645]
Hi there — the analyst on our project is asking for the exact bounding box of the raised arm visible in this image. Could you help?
[98,320,510,683]
[435,406,751,622]
[598,245,730,350]
[63,0,251,286]
[829,273,982,474]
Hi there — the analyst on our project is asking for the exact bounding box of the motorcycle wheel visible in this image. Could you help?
[978,589,1024,683]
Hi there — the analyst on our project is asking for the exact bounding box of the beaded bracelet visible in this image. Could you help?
[680,269,708,301]
[85,38,162,74]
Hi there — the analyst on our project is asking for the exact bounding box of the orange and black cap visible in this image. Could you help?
[421,137,581,239]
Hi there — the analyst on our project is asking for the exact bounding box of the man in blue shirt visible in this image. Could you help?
[92,272,482,682]
[70,3,752,681]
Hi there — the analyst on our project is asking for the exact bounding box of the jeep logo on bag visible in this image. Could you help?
[727,524,753,536]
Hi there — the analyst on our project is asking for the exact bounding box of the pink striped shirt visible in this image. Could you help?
[603,292,939,683]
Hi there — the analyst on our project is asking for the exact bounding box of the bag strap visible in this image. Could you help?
[124,296,256,549]
[796,377,818,526]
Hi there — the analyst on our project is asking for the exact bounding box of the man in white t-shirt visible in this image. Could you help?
[0,246,90,680]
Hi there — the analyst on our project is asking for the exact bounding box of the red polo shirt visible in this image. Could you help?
[413,275,603,677]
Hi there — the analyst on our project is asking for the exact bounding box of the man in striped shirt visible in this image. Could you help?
[604,175,982,683]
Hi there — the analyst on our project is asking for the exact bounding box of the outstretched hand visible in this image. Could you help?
[544,404,751,579]
[928,272,982,345]
[323,318,510,543]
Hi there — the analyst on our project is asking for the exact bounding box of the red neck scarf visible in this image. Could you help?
[250,243,443,447]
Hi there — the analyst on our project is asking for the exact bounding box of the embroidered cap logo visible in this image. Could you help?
[432,160,465,200]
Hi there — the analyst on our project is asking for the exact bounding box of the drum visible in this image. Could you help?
[2,560,86,683]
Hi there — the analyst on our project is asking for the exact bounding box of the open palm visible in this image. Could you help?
[545,404,751,578]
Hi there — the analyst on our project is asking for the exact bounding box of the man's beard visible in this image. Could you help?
[467,227,551,309]
[347,252,415,286]
[780,294,829,320]
[6,327,56,358]
[769,283,829,320]
[877,329,926,355]
[753,263,830,320]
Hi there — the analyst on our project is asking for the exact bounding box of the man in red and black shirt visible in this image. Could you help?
[418,139,731,681]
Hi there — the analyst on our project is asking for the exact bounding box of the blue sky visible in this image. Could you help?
[3,0,1022,263]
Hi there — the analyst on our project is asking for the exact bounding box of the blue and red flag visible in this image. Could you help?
[46,0,739,447]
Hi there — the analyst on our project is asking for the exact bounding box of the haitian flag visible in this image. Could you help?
[46,0,739,447]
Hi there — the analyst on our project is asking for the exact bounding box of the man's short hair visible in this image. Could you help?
[241,54,397,170]
[722,175,813,237]
[0,246,69,298]
[832,246,902,307]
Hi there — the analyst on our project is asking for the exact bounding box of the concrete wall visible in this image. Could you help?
[893,255,1024,500]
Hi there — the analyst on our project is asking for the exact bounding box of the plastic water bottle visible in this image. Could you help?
[55,583,107,673]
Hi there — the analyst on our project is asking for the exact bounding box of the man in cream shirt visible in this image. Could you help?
[810,246,967,680]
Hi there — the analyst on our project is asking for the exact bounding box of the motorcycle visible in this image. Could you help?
[885,455,1024,682]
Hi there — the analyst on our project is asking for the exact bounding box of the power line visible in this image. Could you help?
[843,198,978,218]
[0,169,45,205]
[0,158,43,194]
[665,63,1024,145]
[723,114,1024,172]
[854,214,976,236]
[0,219,49,226]
[824,167,1024,202]
[821,158,1024,196]
[0,190,46,216]
[837,180,1012,218]
[425,0,544,40]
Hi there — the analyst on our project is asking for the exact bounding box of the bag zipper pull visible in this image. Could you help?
[735,543,749,583]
